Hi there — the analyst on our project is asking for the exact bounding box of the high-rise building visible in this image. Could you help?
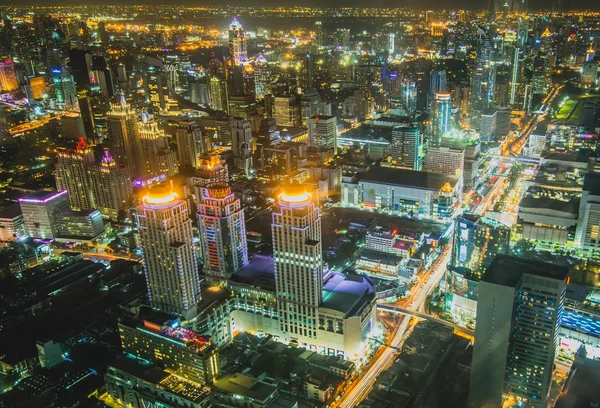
[400,79,418,115]
[55,136,96,211]
[428,69,447,109]
[307,115,337,155]
[50,67,78,110]
[209,76,229,112]
[189,154,229,203]
[469,256,568,408]
[228,17,247,66]
[0,60,18,92]
[315,21,323,48]
[231,118,253,174]
[273,96,301,127]
[176,121,210,169]
[197,183,248,281]
[431,92,452,145]
[136,184,201,320]
[118,309,218,385]
[445,214,511,326]
[423,145,464,179]
[89,150,132,221]
[575,173,600,251]
[106,97,140,177]
[469,27,496,129]
[19,190,70,239]
[138,116,178,180]
[273,185,323,344]
[390,127,422,171]
[254,54,269,101]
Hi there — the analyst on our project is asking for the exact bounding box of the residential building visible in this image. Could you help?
[136,184,201,320]
[106,98,140,177]
[89,150,132,221]
[176,121,210,169]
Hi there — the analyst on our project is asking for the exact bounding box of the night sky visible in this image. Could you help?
[10,0,600,11]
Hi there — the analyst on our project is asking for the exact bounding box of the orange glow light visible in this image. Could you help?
[144,191,178,204]
[279,191,311,203]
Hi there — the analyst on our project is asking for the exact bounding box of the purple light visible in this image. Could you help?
[133,179,143,187]
[19,190,68,204]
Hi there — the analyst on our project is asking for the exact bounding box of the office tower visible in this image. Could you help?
[136,184,201,320]
[145,64,177,113]
[390,127,422,171]
[77,95,95,141]
[209,76,228,112]
[197,183,248,281]
[315,20,323,48]
[446,214,510,325]
[119,310,218,385]
[0,60,18,92]
[55,137,96,211]
[228,17,247,66]
[273,96,301,127]
[254,54,269,101]
[431,92,451,145]
[469,256,568,408]
[428,69,447,109]
[307,115,337,155]
[400,79,418,115]
[138,116,178,180]
[89,150,132,221]
[273,185,323,343]
[176,121,210,169]
[388,33,395,54]
[231,118,253,174]
[19,190,70,239]
[106,97,140,177]
[56,209,105,240]
[423,146,464,178]
[469,27,496,129]
[68,49,93,91]
[51,67,78,110]
[60,114,87,141]
[575,173,600,251]
[509,46,522,105]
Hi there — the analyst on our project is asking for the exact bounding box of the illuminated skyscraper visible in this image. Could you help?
[254,54,269,101]
[189,154,229,204]
[469,27,496,129]
[106,97,140,178]
[469,256,567,408]
[209,77,228,112]
[55,136,96,211]
[231,118,253,174]
[431,92,452,145]
[51,67,78,110]
[19,190,70,239]
[89,150,132,220]
[138,115,178,180]
[400,79,418,115]
[273,186,323,344]
[390,127,422,171]
[445,214,510,325]
[197,183,248,281]
[307,115,337,154]
[0,60,18,92]
[228,17,247,66]
[137,184,201,320]
[176,121,211,169]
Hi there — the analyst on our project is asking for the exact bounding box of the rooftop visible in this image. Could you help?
[322,272,375,316]
[360,167,458,191]
[213,373,277,402]
[519,196,579,215]
[483,255,569,288]
[584,173,600,196]
[19,189,67,203]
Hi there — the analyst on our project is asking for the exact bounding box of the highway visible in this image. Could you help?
[334,246,451,408]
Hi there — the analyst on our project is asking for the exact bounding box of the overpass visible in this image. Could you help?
[377,303,474,337]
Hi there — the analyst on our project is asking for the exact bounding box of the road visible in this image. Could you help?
[334,246,451,408]
[56,248,139,263]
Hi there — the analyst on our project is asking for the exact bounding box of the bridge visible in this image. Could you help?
[377,303,474,337]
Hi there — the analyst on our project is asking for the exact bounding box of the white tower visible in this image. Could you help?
[272,186,323,343]
[137,184,201,320]
[197,183,248,281]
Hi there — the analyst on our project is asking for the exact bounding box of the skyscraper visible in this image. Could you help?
[138,116,178,180]
[176,120,210,169]
[51,67,78,110]
[469,27,496,129]
[254,54,269,101]
[55,136,96,211]
[0,60,18,92]
[136,184,201,320]
[197,183,248,281]
[428,69,447,109]
[469,256,568,408]
[400,79,418,115]
[445,214,510,325]
[273,185,323,343]
[307,115,337,155]
[106,97,140,177]
[89,150,132,221]
[431,92,452,145]
[231,118,253,174]
[189,154,230,204]
[390,127,422,171]
[228,17,247,66]
[209,76,228,112]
